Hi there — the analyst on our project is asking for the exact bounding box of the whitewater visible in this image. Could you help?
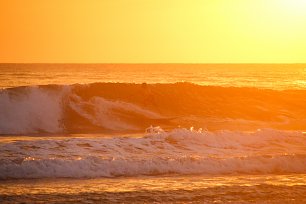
[1,64,306,203]
[1,127,306,179]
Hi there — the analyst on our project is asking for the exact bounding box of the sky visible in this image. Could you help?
[1,0,306,63]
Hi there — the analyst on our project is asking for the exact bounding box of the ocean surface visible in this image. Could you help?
[0,63,306,203]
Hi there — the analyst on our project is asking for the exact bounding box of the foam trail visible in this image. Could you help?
[1,128,305,179]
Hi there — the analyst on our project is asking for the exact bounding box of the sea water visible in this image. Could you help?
[0,64,306,203]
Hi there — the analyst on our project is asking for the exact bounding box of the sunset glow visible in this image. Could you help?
[1,1,306,203]
[1,0,306,63]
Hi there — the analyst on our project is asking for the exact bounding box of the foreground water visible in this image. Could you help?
[0,64,306,203]
[1,129,306,203]
[1,129,306,179]
[1,174,306,203]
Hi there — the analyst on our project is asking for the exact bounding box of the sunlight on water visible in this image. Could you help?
[1,130,306,179]
[1,174,306,203]
[0,64,305,90]
[1,64,306,203]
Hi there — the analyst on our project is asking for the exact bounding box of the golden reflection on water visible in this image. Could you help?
[1,64,305,90]
[1,174,306,195]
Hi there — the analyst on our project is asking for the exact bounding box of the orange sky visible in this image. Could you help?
[1,0,306,63]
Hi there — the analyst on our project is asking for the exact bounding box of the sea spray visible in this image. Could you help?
[1,83,306,134]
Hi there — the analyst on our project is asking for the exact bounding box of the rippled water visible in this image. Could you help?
[1,64,305,89]
[1,174,306,203]
[1,63,306,203]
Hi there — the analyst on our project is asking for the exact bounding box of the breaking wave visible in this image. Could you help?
[0,128,306,179]
[0,82,306,134]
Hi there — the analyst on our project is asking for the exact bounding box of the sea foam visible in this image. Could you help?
[1,128,305,179]
[0,86,67,134]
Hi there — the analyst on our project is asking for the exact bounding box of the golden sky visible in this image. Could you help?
[1,0,306,63]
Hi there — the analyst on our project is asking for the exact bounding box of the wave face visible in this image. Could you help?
[0,128,305,179]
[1,83,306,134]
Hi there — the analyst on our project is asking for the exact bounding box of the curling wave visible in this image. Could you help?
[0,82,306,134]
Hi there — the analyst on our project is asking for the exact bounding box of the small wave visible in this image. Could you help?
[1,128,305,179]
[1,154,306,179]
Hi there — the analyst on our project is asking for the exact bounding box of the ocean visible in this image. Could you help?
[0,63,306,203]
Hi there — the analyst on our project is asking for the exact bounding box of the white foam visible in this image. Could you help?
[69,94,160,130]
[0,87,68,134]
[1,128,305,179]
[0,86,162,134]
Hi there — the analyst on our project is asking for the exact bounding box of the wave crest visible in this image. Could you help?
[1,83,306,134]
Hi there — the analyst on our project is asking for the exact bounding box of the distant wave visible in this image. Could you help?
[0,83,306,134]
[0,128,305,179]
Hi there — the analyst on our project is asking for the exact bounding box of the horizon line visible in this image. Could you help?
[1,62,306,65]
